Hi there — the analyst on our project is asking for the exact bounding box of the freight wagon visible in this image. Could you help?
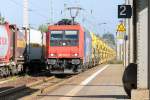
[0,22,26,76]
[25,29,46,71]
[90,32,116,65]
[0,21,47,76]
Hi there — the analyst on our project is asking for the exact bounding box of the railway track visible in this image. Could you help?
[0,70,48,84]
[0,65,106,100]
[0,74,76,100]
[0,76,55,99]
[0,76,20,85]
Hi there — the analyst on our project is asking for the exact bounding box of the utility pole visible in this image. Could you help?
[23,0,29,28]
[64,3,67,18]
[23,0,30,63]
[50,0,53,25]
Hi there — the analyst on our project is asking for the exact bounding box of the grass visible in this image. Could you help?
[108,60,123,64]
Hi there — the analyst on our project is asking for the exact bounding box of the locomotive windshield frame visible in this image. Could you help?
[50,30,79,46]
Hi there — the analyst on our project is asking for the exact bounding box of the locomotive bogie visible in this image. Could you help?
[47,58,83,74]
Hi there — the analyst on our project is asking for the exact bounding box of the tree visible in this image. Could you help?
[0,14,5,24]
[102,33,116,48]
[38,24,48,32]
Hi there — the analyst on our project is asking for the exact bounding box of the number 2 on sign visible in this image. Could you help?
[120,6,126,16]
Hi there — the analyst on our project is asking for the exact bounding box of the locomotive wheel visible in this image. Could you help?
[0,67,9,77]
[17,64,23,74]
[77,65,83,72]
[122,63,137,98]
[82,65,87,71]
[10,65,17,75]
[0,69,4,77]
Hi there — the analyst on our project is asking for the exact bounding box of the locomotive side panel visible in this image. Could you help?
[83,30,92,67]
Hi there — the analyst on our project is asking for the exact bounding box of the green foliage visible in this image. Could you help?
[0,15,5,24]
[96,34,101,39]
[102,33,116,47]
[61,18,72,22]
[108,60,123,64]
[38,24,48,32]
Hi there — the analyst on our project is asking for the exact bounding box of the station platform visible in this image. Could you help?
[39,64,130,100]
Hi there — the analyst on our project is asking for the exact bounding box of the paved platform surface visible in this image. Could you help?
[39,64,130,100]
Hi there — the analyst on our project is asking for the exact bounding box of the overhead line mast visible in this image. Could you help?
[23,0,29,28]
[50,0,53,25]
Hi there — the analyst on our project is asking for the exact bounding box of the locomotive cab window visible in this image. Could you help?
[64,31,78,46]
[65,31,78,40]
[50,31,63,40]
[50,31,63,46]
[50,30,78,46]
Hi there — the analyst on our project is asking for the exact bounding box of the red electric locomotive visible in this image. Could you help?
[46,21,92,74]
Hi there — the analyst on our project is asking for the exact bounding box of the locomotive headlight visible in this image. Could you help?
[51,54,54,56]
[72,53,78,57]
[62,42,66,46]
[74,53,78,56]
[50,53,56,57]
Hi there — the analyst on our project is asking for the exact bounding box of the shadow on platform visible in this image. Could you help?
[0,86,39,100]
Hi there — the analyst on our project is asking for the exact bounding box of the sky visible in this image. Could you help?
[0,0,124,36]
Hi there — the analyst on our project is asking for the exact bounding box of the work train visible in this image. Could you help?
[0,20,116,76]
[0,21,46,76]
[46,22,116,74]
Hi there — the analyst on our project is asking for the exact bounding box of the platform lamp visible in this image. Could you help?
[98,22,107,35]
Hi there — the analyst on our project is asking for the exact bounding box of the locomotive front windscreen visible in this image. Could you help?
[50,30,78,46]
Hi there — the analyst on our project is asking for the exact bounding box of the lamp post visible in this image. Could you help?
[98,22,107,35]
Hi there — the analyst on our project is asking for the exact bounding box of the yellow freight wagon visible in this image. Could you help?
[90,32,116,65]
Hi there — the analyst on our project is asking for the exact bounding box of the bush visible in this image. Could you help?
[108,60,123,64]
